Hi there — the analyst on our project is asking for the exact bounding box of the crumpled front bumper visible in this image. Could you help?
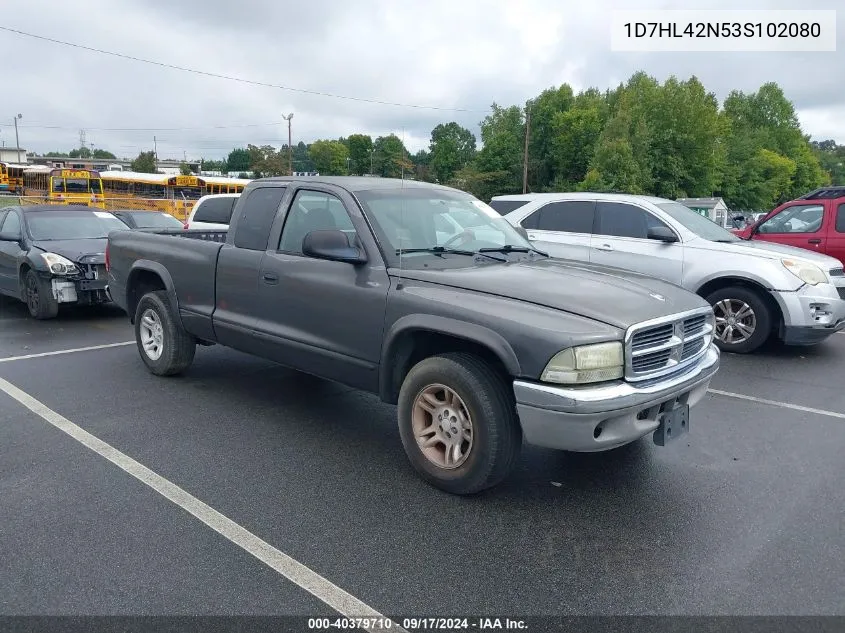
[513,344,720,452]
[772,281,845,344]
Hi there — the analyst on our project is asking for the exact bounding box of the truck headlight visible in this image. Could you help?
[782,258,827,286]
[40,252,79,275]
[541,342,624,385]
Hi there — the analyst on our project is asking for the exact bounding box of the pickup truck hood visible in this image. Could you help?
[31,238,107,263]
[397,258,708,330]
[690,237,843,269]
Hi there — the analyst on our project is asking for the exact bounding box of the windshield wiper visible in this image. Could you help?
[396,247,506,262]
[478,244,549,257]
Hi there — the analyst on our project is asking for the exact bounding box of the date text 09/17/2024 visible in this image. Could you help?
[307,617,528,630]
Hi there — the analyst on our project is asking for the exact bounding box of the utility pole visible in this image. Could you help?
[522,103,531,194]
[282,113,294,175]
[13,114,22,163]
[153,136,158,172]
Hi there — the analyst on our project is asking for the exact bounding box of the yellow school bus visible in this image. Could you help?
[101,171,208,220]
[203,175,251,195]
[21,167,106,208]
[0,162,30,193]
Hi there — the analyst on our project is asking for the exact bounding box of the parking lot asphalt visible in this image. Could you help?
[1,293,844,618]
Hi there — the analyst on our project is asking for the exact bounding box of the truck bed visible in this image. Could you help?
[107,229,228,331]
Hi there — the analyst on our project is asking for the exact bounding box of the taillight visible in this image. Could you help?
[105,243,110,272]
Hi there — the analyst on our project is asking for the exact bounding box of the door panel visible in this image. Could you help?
[589,201,684,285]
[828,203,845,266]
[253,189,389,392]
[521,200,595,261]
[752,202,827,255]
[0,210,22,295]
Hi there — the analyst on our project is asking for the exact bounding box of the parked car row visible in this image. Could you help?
[491,191,845,354]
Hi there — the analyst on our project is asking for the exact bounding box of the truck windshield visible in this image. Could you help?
[27,212,127,240]
[356,188,534,265]
[656,202,741,242]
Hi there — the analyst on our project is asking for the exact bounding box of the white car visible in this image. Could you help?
[185,193,240,230]
[494,192,845,353]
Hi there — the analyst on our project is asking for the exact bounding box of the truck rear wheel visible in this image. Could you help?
[705,285,772,354]
[397,352,522,495]
[134,290,196,376]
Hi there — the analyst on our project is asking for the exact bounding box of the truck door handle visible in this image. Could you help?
[262,272,279,284]
[594,243,613,251]
[808,239,822,245]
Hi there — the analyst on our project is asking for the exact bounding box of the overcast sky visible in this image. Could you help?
[0,0,841,161]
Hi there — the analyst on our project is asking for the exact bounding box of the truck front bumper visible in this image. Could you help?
[772,282,845,345]
[513,344,720,452]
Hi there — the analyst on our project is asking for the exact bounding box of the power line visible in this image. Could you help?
[0,26,486,113]
[0,121,285,131]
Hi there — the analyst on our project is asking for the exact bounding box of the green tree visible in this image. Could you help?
[179,162,192,176]
[226,148,251,172]
[201,159,227,172]
[247,144,284,177]
[474,103,525,194]
[292,141,315,173]
[346,134,373,175]
[92,149,116,159]
[372,134,411,178]
[308,139,349,175]
[812,140,845,185]
[47,151,70,157]
[525,84,574,189]
[130,151,158,173]
[428,122,476,183]
[69,147,92,159]
[411,149,432,182]
[448,165,510,202]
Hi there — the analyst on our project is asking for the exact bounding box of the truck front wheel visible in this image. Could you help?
[134,290,196,376]
[397,353,522,495]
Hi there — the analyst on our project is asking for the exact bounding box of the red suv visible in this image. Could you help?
[732,186,845,264]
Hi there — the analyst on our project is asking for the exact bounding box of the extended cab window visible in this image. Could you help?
[758,204,824,234]
[194,197,237,224]
[595,202,668,239]
[528,201,595,233]
[232,187,286,251]
[279,190,355,254]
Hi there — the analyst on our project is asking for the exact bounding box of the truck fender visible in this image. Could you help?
[126,260,184,329]
[379,314,522,403]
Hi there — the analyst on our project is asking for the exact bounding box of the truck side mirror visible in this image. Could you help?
[302,230,367,265]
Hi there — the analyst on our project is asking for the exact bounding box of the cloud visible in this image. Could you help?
[1,0,842,160]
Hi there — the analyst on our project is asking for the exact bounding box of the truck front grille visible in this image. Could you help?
[625,308,714,382]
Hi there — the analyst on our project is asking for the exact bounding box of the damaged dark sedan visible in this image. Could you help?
[0,205,127,319]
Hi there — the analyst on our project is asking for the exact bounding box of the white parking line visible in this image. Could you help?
[0,376,405,633]
[0,341,134,363]
[708,388,845,419]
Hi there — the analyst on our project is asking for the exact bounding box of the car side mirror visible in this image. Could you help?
[647,226,678,243]
[302,230,367,264]
[0,231,22,243]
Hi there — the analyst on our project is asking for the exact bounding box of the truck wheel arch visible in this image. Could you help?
[126,261,182,328]
[379,315,522,405]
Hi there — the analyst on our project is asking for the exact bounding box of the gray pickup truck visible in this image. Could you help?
[106,177,720,494]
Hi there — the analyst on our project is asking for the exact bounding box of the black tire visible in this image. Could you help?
[397,352,522,495]
[134,290,196,376]
[23,270,59,320]
[705,285,772,354]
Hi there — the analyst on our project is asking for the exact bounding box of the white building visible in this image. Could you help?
[0,147,27,163]
[676,197,732,228]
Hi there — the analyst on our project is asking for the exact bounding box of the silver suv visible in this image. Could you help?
[495,192,845,354]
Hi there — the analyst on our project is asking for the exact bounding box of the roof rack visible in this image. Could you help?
[799,186,845,200]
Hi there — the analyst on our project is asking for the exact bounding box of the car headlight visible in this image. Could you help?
[40,252,79,275]
[540,342,624,385]
[782,258,827,286]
